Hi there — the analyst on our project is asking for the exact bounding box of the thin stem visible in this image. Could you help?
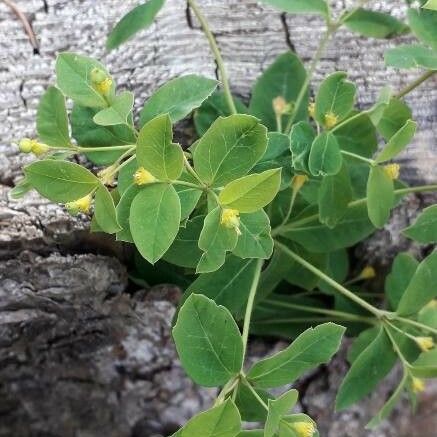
[183,155,206,187]
[274,241,382,317]
[340,150,375,165]
[187,0,237,114]
[275,184,437,235]
[384,324,410,367]
[241,259,264,360]
[263,299,376,324]
[240,376,268,411]
[276,113,283,133]
[396,70,436,99]
[277,189,298,229]
[285,28,333,134]
[173,180,204,190]
[394,316,437,336]
[74,144,135,153]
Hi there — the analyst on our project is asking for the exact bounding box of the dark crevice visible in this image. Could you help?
[280,13,296,52]
[18,80,27,109]
[185,2,194,29]
[42,0,48,13]
[295,365,327,413]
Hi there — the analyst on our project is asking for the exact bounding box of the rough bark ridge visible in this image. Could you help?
[0,0,436,436]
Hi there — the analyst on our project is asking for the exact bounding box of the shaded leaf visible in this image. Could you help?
[403,205,437,243]
[94,185,122,234]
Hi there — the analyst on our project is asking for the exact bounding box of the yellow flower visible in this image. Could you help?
[95,77,113,95]
[29,140,50,156]
[324,111,339,129]
[359,266,376,280]
[383,164,400,180]
[273,96,292,116]
[90,67,107,84]
[412,377,425,393]
[221,208,241,236]
[292,174,309,192]
[18,138,33,153]
[308,101,316,119]
[133,167,156,185]
[65,194,92,215]
[98,165,116,186]
[291,421,316,437]
[415,336,434,352]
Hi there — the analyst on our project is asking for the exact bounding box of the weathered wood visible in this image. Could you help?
[0,1,436,435]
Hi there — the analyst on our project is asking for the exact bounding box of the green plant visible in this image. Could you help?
[13,0,437,435]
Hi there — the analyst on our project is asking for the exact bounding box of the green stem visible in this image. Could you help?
[183,155,207,187]
[340,150,375,165]
[241,259,264,360]
[274,241,382,317]
[277,189,298,229]
[187,0,237,115]
[285,28,333,134]
[394,316,437,336]
[70,144,135,153]
[240,376,268,411]
[384,324,410,367]
[396,70,437,99]
[274,184,437,235]
[173,180,204,190]
[263,299,376,324]
[276,113,283,133]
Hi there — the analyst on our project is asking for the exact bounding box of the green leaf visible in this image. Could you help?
[423,0,437,11]
[396,251,437,316]
[139,75,218,126]
[308,132,343,176]
[106,0,165,50]
[411,349,437,378]
[94,185,122,234]
[235,383,271,422]
[130,183,181,264]
[137,114,184,180]
[367,86,392,126]
[116,184,140,242]
[265,389,299,437]
[219,169,281,213]
[172,294,244,387]
[236,432,263,437]
[333,112,378,158]
[315,72,356,127]
[193,115,268,187]
[377,98,412,141]
[56,52,109,108]
[247,323,345,388]
[194,91,248,136]
[375,119,417,163]
[336,328,397,410]
[117,158,139,194]
[366,166,394,228]
[347,326,380,364]
[233,210,273,259]
[175,172,203,220]
[184,256,258,315]
[248,52,308,131]
[289,121,316,173]
[366,371,408,429]
[282,203,374,253]
[408,7,437,50]
[385,44,437,70]
[385,252,419,310]
[163,215,204,268]
[344,8,408,39]
[37,86,70,147]
[172,399,241,437]
[10,178,32,199]
[197,207,239,273]
[403,205,437,243]
[259,0,328,17]
[71,105,136,165]
[93,91,134,126]
[318,163,353,228]
[24,160,99,202]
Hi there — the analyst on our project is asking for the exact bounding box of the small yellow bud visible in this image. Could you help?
[31,141,50,156]
[359,266,376,280]
[133,167,156,185]
[415,336,434,352]
[308,101,316,119]
[324,111,339,129]
[273,96,293,116]
[292,174,309,192]
[65,194,92,215]
[291,421,315,437]
[90,67,107,84]
[95,77,113,95]
[221,208,241,236]
[19,138,33,153]
[411,377,425,393]
[383,163,400,180]
[97,166,116,186]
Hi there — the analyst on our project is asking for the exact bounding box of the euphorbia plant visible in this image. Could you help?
[13,0,437,435]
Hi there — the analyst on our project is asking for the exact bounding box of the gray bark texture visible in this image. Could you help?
[0,0,436,436]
